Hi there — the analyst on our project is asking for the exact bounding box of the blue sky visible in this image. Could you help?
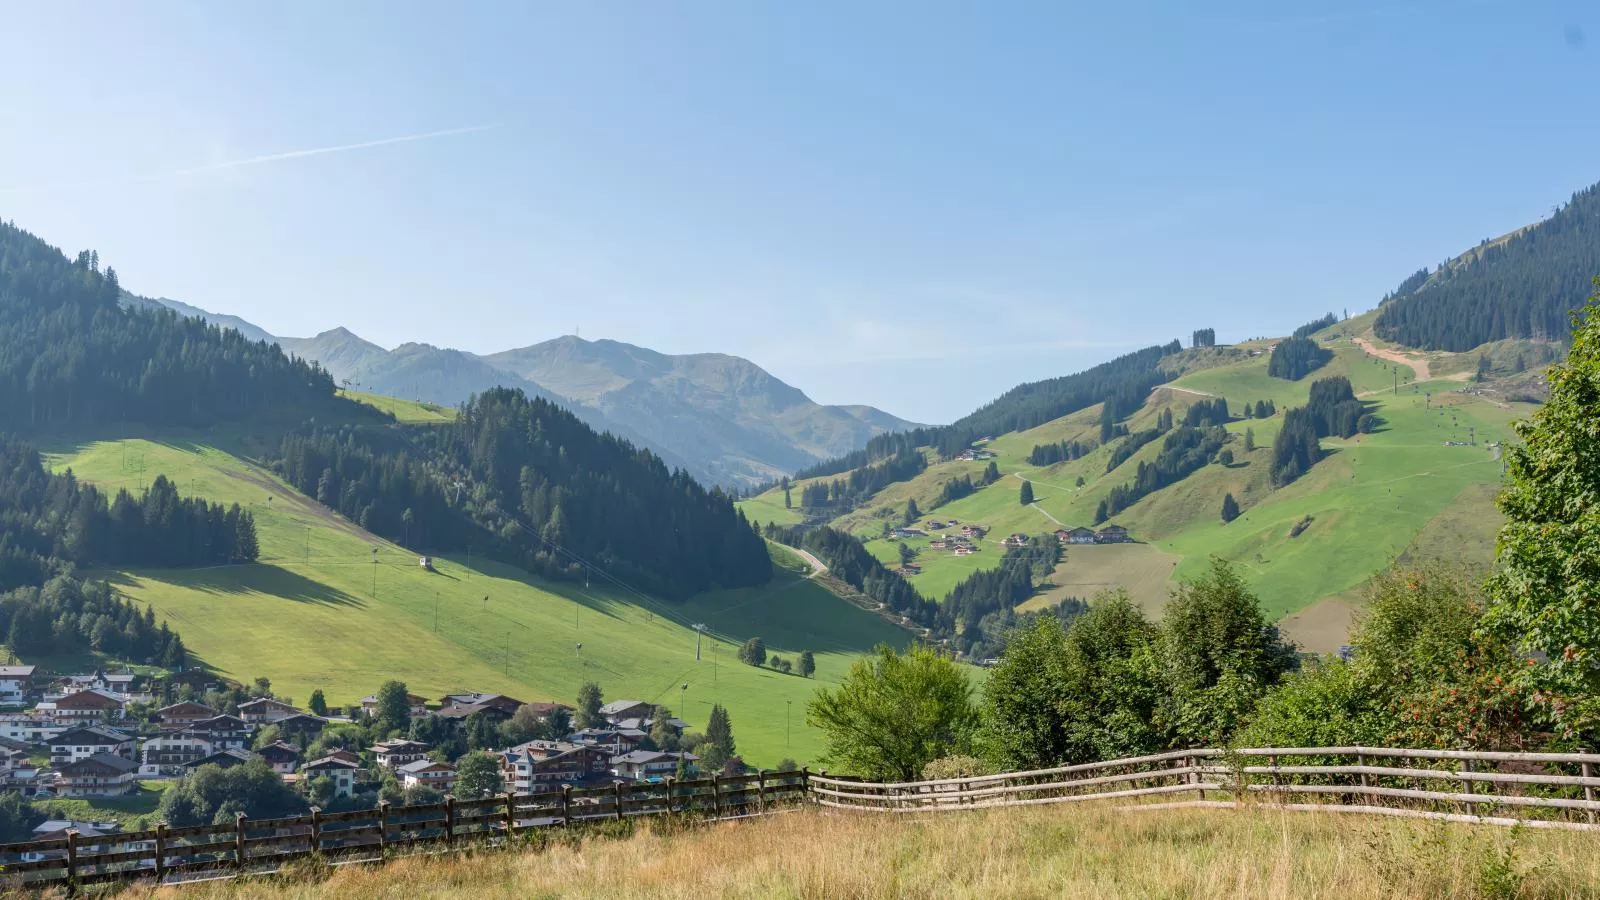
[2,1,1596,424]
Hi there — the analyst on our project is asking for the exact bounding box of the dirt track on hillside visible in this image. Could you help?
[1353,337,1432,381]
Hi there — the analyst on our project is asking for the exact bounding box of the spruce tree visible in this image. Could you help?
[1019,481,1034,505]
[798,649,815,678]
[1221,493,1240,523]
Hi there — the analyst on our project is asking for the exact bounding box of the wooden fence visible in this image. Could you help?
[11,747,1600,892]
[0,770,806,892]
[809,746,1600,833]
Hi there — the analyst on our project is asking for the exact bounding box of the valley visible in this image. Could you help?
[43,421,907,768]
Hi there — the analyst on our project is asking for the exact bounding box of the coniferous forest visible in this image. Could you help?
[273,388,772,601]
[1266,336,1333,380]
[0,221,360,431]
[1375,183,1600,350]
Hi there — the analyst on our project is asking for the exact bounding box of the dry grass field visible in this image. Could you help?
[124,802,1600,900]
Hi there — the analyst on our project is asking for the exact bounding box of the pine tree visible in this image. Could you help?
[798,649,815,678]
[1094,499,1109,525]
[702,704,735,770]
[903,499,921,526]
[1221,493,1240,523]
[1244,428,1256,452]
[308,689,328,717]
[1019,481,1034,505]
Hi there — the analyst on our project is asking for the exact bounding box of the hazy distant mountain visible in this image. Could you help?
[483,336,923,485]
[129,298,916,486]
[122,294,278,345]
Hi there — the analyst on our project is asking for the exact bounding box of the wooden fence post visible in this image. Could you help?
[757,770,767,814]
[801,767,810,806]
[711,773,723,817]
[376,801,388,853]
[1357,752,1369,790]
[504,792,517,839]
[309,806,322,856]
[1584,762,1596,825]
[561,784,572,827]
[443,795,456,847]
[1268,754,1279,802]
[154,822,168,883]
[235,812,248,869]
[1460,758,1474,813]
[1192,753,1205,802]
[664,778,676,815]
[614,782,625,822]
[64,828,78,891]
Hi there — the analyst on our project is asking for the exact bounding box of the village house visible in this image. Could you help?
[954,546,975,556]
[156,701,216,731]
[38,688,125,725]
[1002,533,1029,548]
[1059,527,1098,545]
[257,742,301,775]
[0,712,63,744]
[925,520,946,530]
[361,691,432,718]
[1096,524,1131,544]
[47,725,136,764]
[499,740,612,793]
[597,700,653,726]
[184,715,252,751]
[435,692,524,725]
[0,665,36,704]
[272,713,329,739]
[141,733,214,773]
[609,750,698,781]
[56,752,140,798]
[21,821,128,865]
[890,527,926,539]
[895,565,922,577]
[0,736,32,771]
[567,728,649,755]
[238,697,301,726]
[928,538,949,550]
[372,738,431,770]
[398,758,457,792]
[300,755,361,798]
[184,748,256,773]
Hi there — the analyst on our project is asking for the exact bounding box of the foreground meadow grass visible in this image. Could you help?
[134,804,1600,899]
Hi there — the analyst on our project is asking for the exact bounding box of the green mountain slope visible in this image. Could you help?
[45,431,908,767]
[741,336,1525,653]
[1374,181,1600,350]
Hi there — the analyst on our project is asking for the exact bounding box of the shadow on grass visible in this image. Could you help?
[106,565,366,608]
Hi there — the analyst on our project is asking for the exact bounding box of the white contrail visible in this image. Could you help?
[171,124,502,176]
[0,124,501,194]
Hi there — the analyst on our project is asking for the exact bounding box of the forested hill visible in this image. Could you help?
[1373,181,1600,350]
[0,220,362,431]
[272,387,773,600]
[797,341,1181,478]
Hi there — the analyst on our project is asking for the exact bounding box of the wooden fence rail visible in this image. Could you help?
[813,746,1600,833]
[0,771,809,892]
[11,748,1600,892]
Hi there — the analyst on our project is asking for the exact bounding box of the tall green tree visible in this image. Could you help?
[808,645,977,780]
[701,704,736,770]
[903,499,921,526]
[575,681,603,729]
[738,637,767,667]
[1220,494,1240,523]
[307,689,327,717]
[1018,481,1034,505]
[1156,559,1296,746]
[977,616,1074,770]
[454,751,503,798]
[1485,287,1600,737]
[374,680,412,735]
[798,649,815,678]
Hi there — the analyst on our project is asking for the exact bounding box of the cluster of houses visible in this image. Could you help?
[0,667,700,805]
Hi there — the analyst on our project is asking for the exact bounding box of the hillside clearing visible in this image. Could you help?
[42,436,907,767]
[146,803,1600,899]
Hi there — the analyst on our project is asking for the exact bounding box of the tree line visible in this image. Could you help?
[763,524,937,629]
[1095,426,1229,522]
[1292,312,1338,338]
[0,221,366,433]
[273,388,772,601]
[796,450,927,512]
[1266,336,1332,380]
[0,436,258,593]
[1267,376,1375,488]
[940,535,1062,656]
[1374,184,1600,350]
[1028,438,1092,467]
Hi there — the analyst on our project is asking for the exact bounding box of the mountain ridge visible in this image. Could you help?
[127,298,920,487]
